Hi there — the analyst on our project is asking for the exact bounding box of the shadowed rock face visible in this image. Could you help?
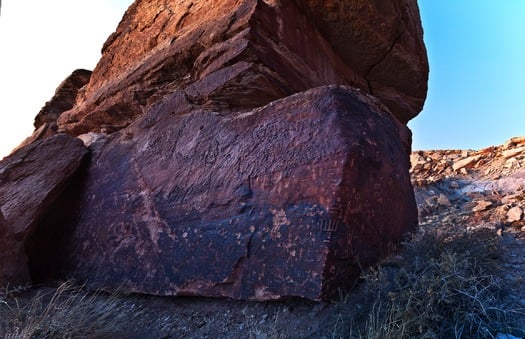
[0,135,87,286]
[56,0,427,135]
[36,86,416,301]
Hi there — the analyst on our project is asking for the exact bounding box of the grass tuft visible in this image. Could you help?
[0,281,129,338]
[352,228,525,339]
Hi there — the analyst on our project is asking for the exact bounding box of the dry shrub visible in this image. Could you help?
[0,281,130,338]
[356,228,525,339]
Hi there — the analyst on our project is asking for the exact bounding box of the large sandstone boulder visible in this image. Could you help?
[33,86,417,300]
[2,0,429,300]
[0,134,88,286]
[56,0,427,135]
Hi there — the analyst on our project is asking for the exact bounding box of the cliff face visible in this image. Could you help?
[0,0,429,300]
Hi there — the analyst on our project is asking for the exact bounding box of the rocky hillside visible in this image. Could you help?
[411,137,525,333]
[412,136,525,232]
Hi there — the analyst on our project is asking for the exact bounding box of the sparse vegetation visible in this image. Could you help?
[1,228,524,338]
[0,281,131,338]
[343,228,525,339]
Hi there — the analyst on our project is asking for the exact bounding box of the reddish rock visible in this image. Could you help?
[293,0,428,122]
[56,0,426,135]
[0,134,88,286]
[507,207,523,223]
[8,0,428,301]
[10,70,92,154]
[35,69,92,130]
[41,86,416,300]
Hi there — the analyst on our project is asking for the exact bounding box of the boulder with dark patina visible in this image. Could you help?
[35,86,416,300]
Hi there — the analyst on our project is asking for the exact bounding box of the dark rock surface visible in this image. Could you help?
[39,86,416,301]
[0,135,88,286]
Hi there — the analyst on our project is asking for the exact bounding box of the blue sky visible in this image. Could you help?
[409,1,525,150]
[0,1,523,157]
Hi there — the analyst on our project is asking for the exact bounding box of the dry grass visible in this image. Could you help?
[0,229,523,338]
[349,228,525,339]
[0,281,130,338]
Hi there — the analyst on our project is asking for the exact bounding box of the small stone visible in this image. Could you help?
[507,206,523,223]
[437,194,451,207]
[77,132,107,147]
[452,155,480,171]
[503,139,515,149]
[510,136,525,145]
[501,195,518,205]
[472,200,493,212]
[502,146,525,159]
[496,333,521,339]
[449,181,459,189]
[410,154,421,167]
[424,196,438,208]
[504,158,517,169]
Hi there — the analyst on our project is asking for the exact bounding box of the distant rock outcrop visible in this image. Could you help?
[10,69,92,153]
[0,0,428,300]
[411,136,525,229]
[34,69,92,131]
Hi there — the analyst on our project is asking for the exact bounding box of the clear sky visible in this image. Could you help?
[0,1,524,158]
[409,1,525,150]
